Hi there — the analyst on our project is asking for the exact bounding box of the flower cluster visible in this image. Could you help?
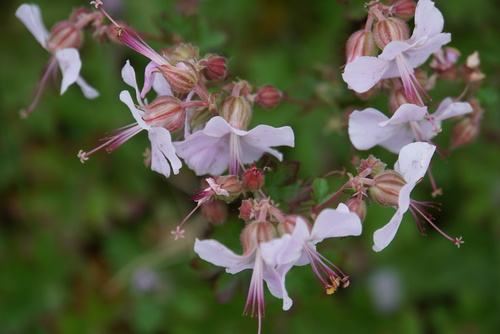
[15,0,484,333]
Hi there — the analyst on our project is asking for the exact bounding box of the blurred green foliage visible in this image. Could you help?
[1,0,499,333]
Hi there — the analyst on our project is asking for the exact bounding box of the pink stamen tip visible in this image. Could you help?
[454,237,464,248]
[171,226,186,240]
[90,0,103,8]
[78,150,89,163]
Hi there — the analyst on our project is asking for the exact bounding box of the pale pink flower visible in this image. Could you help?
[16,4,98,116]
[348,98,473,153]
[342,0,450,104]
[372,142,435,251]
[174,116,294,176]
[194,222,305,333]
[78,60,181,178]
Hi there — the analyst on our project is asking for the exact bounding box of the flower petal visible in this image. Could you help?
[348,108,391,150]
[239,124,295,163]
[76,77,99,99]
[149,127,182,178]
[372,208,404,252]
[310,204,362,244]
[342,56,391,93]
[55,48,82,95]
[394,142,436,183]
[405,33,451,68]
[119,90,149,129]
[411,0,444,41]
[432,99,473,121]
[121,60,144,103]
[194,239,252,273]
[16,4,49,49]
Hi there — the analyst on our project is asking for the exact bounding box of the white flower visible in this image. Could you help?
[348,98,473,153]
[174,116,294,176]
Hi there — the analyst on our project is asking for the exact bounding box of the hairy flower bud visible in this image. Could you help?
[158,62,198,94]
[356,155,387,177]
[368,170,407,208]
[166,43,200,63]
[46,21,83,52]
[240,221,276,253]
[213,175,243,202]
[373,17,410,49]
[242,166,265,191]
[345,30,377,64]
[345,197,367,222]
[220,96,253,130]
[255,85,282,110]
[200,54,228,81]
[239,199,255,221]
[391,0,417,20]
[140,95,185,131]
[277,215,312,236]
[201,199,228,225]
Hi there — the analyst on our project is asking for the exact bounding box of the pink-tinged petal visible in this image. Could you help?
[380,104,427,126]
[240,125,294,162]
[405,33,451,68]
[75,77,99,99]
[397,182,415,214]
[372,208,404,252]
[141,61,160,98]
[311,204,362,244]
[348,108,391,150]
[119,91,149,130]
[55,48,81,95]
[377,127,415,154]
[152,72,173,96]
[16,4,49,49]
[194,239,253,273]
[149,127,182,177]
[342,56,391,93]
[121,60,143,103]
[411,0,444,41]
[379,41,414,61]
[174,132,230,176]
[199,117,235,137]
[394,142,436,183]
[433,99,473,121]
[262,264,293,310]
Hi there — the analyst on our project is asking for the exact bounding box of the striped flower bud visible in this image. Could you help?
[391,0,417,21]
[368,170,407,208]
[46,21,83,52]
[373,17,410,49]
[240,221,277,253]
[158,62,198,94]
[345,30,377,64]
[140,95,185,132]
[220,96,253,130]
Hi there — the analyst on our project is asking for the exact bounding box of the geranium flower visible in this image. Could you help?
[194,221,305,334]
[16,4,98,116]
[348,98,473,153]
[371,142,462,251]
[174,116,294,176]
[78,60,182,178]
[342,0,450,104]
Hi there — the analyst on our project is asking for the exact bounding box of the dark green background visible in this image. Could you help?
[1,0,499,333]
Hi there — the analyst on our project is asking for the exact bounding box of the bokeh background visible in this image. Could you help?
[1,0,499,333]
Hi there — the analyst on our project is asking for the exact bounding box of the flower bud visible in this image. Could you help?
[255,85,282,110]
[242,166,265,191]
[240,221,276,253]
[158,62,198,94]
[70,8,92,23]
[388,87,409,113]
[201,199,228,225]
[277,215,312,236]
[213,175,244,202]
[200,54,228,81]
[345,197,367,222]
[345,30,377,64]
[239,199,255,221]
[449,117,479,150]
[46,21,83,52]
[220,96,253,130]
[368,170,407,208]
[356,155,387,177]
[140,95,185,131]
[391,0,417,20]
[165,43,200,63]
[373,17,410,49]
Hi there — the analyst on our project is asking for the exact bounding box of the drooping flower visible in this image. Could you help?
[277,204,362,294]
[16,4,98,116]
[174,116,294,176]
[371,142,463,251]
[348,98,473,153]
[194,220,305,334]
[342,0,450,105]
[78,60,182,178]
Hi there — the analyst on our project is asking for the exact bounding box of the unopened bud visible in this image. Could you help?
[241,221,276,253]
[140,95,185,131]
[345,197,367,222]
[368,170,406,207]
[200,54,228,81]
[373,17,410,49]
[356,155,386,177]
[201,199,228,225]
[220,96,253,130]
[158,62,198,94]
[70,8,92,23]
[239,199,255,221]
[391,0,417,20]
[166,43,200,63]
[46,21,83,52]
[346,30,377,64]
[450,101,482,150]
[255,85,282,109]
[389,87,409,113]
[213,175,243,202]
[242,166,265,191]
[277,215,312,236]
